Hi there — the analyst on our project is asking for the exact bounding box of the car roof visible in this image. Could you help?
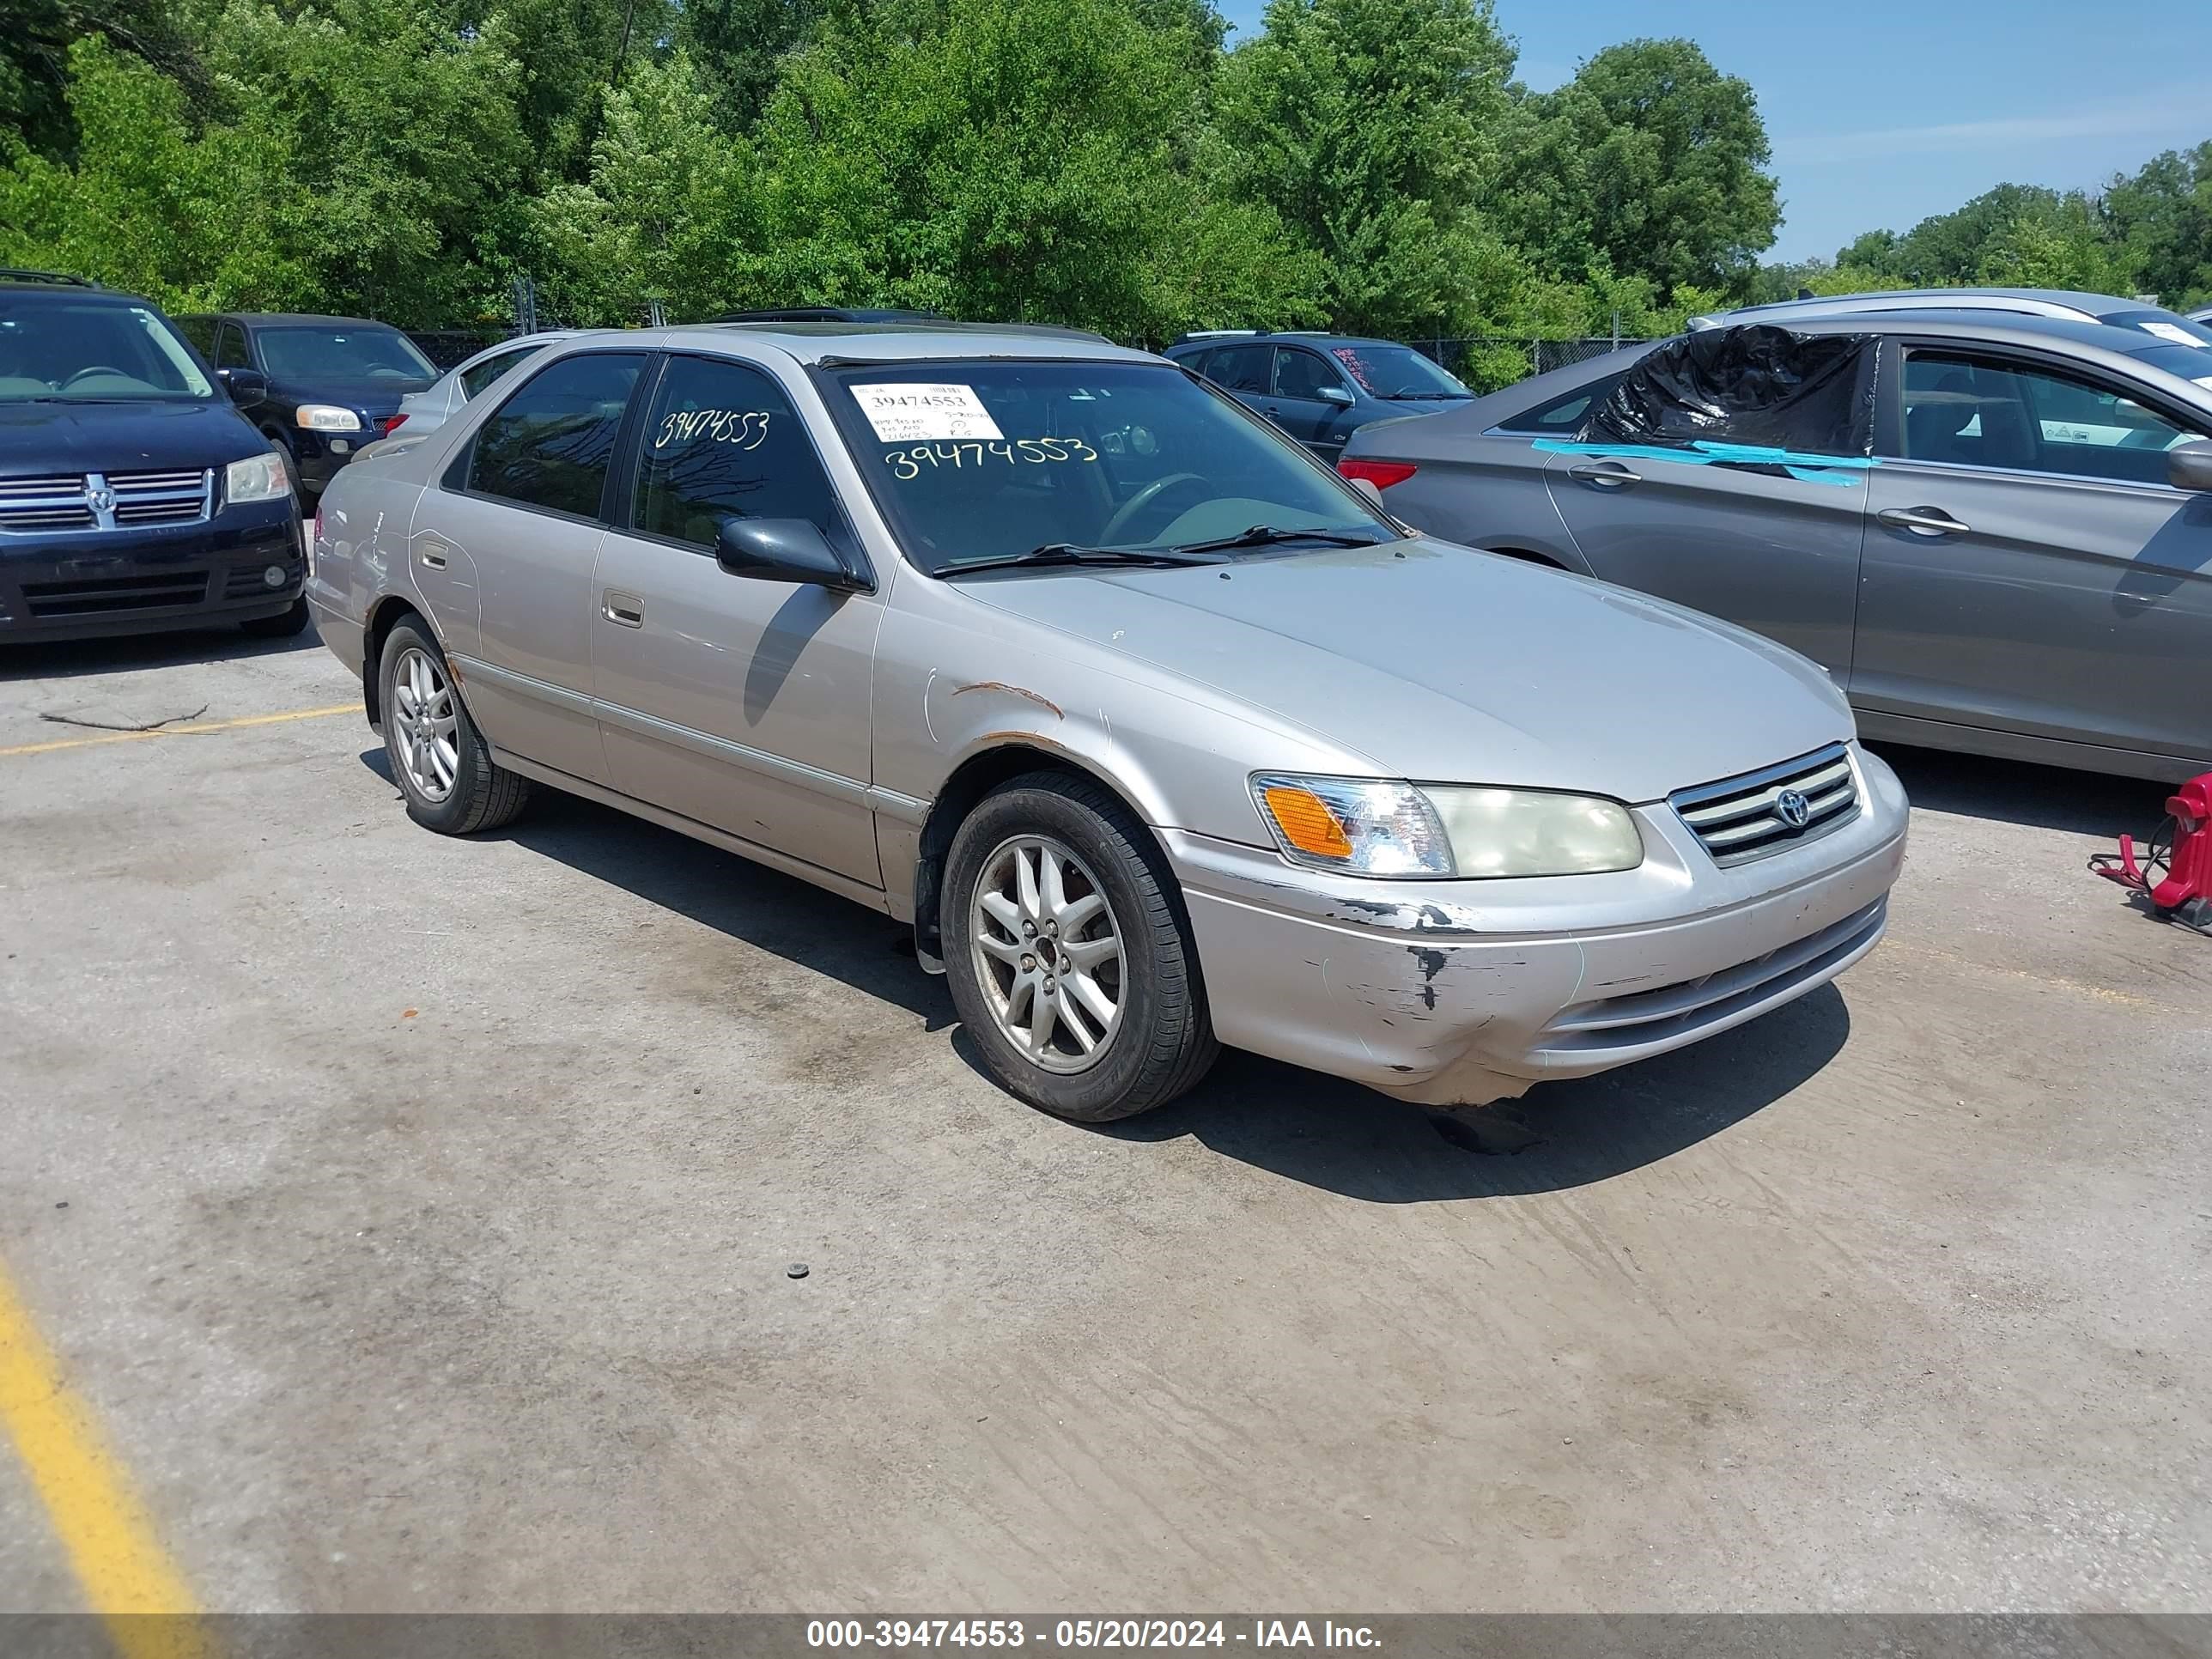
[1735,307,2212,362]
[1166,332,1398,351]
[1691,289,2180,331]
[639,320,1144,364]
[1448,308,2212,433]
[205,313,399,328]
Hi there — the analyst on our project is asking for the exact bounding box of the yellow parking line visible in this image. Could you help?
[0,1261,211,1657]
[0,702,356,759]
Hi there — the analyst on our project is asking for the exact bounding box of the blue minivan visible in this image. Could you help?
[0,273,305,644]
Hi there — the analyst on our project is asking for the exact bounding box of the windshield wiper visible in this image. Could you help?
[939,543,1226,577]
[1164,524,1390,556]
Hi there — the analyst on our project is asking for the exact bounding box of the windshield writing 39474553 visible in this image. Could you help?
[884,437,1098,480]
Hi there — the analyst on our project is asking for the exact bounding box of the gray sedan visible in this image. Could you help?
[1344,307,2212,783]
[307,323,1905,1121]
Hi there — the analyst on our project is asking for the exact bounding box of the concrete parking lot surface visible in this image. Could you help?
[2,623,2208,1613]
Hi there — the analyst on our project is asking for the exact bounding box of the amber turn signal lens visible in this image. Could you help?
[1261,784,1355,859]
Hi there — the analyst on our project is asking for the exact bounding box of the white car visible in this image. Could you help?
[387,331,579,438]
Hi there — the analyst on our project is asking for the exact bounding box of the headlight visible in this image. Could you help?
[1425,786,1644,878]
[224,449,292,505]
[1251,775,1643,878]
[295,404,362,432]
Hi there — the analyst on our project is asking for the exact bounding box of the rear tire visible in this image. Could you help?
[943,773,1217,1121]
[240,596,310,638]
[376,617,528,835]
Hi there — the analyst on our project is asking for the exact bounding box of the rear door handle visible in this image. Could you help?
[602,591,644,628]
[1566,460,1640,488]
[1877,506,1972,537]
[418,542,448,570]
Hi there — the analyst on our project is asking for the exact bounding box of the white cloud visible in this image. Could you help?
[1776,89,2208,165]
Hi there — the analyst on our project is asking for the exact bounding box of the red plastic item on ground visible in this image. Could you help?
[2093,771,2212,934]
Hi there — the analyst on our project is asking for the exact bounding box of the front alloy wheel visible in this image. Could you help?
[942,773,1217,1121]
[969,835,1127,1073]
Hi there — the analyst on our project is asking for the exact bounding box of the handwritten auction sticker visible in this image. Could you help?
[852,383,1005,443]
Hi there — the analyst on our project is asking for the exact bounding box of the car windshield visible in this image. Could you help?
[0,299,216,402]
[1326,343,1469,399]
[823,359,1396,574]
[2134,343,2212,392]
[254,325,435,382]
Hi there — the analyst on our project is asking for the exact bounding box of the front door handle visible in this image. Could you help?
[1877,506,1972,538]
[602,591,644,628]
[1566,460,1640,488]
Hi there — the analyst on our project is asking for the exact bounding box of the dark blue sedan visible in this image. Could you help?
[1164,331,1473,460]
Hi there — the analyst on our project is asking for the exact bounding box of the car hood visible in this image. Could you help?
[0,398,270,476]
[960,538,1854,803]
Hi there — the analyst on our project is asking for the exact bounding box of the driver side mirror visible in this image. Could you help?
[218,367,268,409]
[1317,385,1354,406]
[715,517,870,592]
[2168,440,2212,493]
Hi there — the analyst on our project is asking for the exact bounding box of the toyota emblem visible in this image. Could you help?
[1775,788,1812,830]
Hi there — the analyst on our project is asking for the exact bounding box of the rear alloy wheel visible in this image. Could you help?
[376,617,528,835]
[943,774,1217,1121]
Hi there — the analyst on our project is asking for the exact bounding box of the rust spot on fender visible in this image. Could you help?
[952,681,1063,720]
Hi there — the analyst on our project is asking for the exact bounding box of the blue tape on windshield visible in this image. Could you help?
[1533,438,1880,486]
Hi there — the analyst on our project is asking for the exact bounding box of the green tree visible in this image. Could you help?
[1206,0,1517,335]
[0,35,301,307]
[734,0,1315,335]
[2102,143,2212,306]
[1497,39,1780,296]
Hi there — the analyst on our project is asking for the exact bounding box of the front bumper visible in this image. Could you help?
[0,503,303,644]
[1168,744,1909,1106]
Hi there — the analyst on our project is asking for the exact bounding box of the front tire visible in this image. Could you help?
[377,617,528,834]
[943,773,1217,1121]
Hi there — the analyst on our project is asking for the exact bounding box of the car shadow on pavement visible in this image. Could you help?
[1079,985,1850,1201]
[419,772,957,1030]
[371,753,1853,1200]
[1869,741,2176,837]
[0,623,321,681]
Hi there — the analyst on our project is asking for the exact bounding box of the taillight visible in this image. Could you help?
[382,413,408,433]
[1339,458,1417,489]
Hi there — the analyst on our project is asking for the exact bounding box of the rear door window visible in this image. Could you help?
[459,344,537,401]
[1208,343,1272,393]
[464,351,647,520]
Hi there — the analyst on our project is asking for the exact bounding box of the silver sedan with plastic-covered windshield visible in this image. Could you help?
[303,321,1907,1122]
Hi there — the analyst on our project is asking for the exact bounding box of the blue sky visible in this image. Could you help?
[1212,0,2210,264]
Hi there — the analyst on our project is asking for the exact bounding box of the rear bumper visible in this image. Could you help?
[1168,744,1910,1106]
[0,505,302,643]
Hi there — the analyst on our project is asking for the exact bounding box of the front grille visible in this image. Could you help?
[0,475,95,532]
[1671,742,1860,866]
[111,468,212,526]
[0,469,212,533]
[21,568,212,617]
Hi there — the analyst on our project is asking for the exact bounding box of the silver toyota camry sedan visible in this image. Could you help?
[307,322,1908,1122]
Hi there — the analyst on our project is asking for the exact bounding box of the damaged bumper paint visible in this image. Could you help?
[1163,744,1908,1107]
